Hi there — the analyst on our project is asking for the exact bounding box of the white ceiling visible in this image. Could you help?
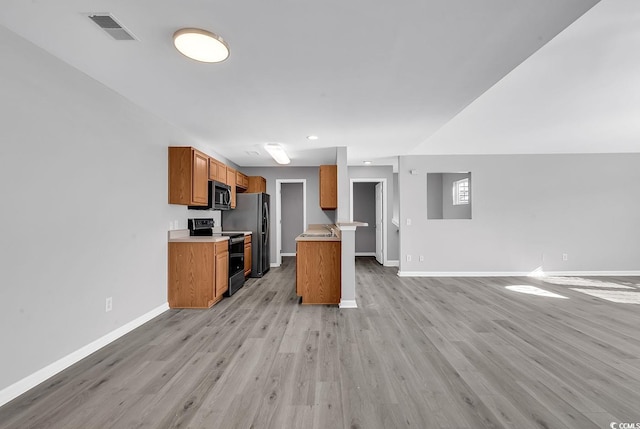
[2,0,620,168]
[411,0,640,156]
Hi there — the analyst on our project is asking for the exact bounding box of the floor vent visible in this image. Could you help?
[88,14,136,41]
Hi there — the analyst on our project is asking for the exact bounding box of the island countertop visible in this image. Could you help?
[295,224,341,242]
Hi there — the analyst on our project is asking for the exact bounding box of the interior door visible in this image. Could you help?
[375,182,383,265]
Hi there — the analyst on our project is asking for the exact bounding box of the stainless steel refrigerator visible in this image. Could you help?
[222,193,270,277]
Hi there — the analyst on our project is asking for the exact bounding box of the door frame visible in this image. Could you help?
[349,178,387,266]
[275,179,307,267]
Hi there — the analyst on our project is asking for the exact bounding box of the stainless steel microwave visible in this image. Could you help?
[188,180,231,210]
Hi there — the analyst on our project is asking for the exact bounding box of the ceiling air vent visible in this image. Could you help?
[88,14,136,41]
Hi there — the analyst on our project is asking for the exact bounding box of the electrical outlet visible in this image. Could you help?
[105,297,113,312]
[406,218,412,226]
[169,221,174,230]
[406,255,412,262]
[562,253,568,261]
[419,255,424,262]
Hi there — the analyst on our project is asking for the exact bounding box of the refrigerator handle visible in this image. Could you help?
[263,201,269,244]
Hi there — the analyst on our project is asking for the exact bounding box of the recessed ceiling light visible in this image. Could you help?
[363,161,372,165]
[173,28,229,63]
[264,143,290,165]
[307,135,319,140]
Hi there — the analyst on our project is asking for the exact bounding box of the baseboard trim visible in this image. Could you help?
[541,270,640,277]
[270,262,280,268]
[339,299,358,309]
[355,252,376,257]
[384,260,399,267]
[0,302,169,408]
[397,270,640,278]
[280,253,296,257]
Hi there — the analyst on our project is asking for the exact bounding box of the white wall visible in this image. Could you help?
[399,154,640,275]
[0,26,214,394]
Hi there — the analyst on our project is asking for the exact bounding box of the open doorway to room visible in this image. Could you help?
[275,179,306,267]
[350,178,387,265]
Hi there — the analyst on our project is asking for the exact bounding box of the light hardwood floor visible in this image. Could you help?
[1,258,639,428]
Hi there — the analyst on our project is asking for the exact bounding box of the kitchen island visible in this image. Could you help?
[295,224,341,305]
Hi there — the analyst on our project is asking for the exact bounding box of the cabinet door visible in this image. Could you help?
[216,249,229,297]
[168,242,214,308]
[227,168,237,209]
[247,176,267,193]
[192,150,209,205]
[208,158,217,181]
[236,171,248,190]
[168,147,208,206]
[319,165,337,209]
[217,162,227,183]
[244,242,251,277]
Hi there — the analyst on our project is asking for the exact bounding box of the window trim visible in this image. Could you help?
[452,178,469,206]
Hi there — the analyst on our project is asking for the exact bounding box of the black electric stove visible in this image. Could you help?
[188,218,245,296]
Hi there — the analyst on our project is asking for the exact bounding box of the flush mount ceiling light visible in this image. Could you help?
[363,161,372,165]
[307,135,319,140]
[173,28,229,63]
[264,143,290,165]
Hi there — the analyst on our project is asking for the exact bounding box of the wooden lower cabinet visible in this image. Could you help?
[168,240,229,308]
[244,235,252,277]
[296,240,341,304]
[215,245,229,297]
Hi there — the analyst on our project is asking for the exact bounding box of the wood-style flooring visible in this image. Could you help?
[1,257,640,428]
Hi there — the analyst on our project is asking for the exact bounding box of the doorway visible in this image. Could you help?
[350,178,387,265]
[275,179,307,267]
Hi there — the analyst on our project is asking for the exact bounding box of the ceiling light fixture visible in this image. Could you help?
[363,161,372,165]
[173,28,229,63]
[307,135,319,140]
[264,143,290,165]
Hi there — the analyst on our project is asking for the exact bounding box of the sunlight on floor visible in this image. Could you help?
[505,285,569,299]
[542,276,636,289]
[570,289,640,304]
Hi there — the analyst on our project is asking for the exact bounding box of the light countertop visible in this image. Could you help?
[295,224,341,242]
[222,231,252,236]
[168,230,228,243]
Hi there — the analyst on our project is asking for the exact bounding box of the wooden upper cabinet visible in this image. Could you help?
[225,166,236,186]
[226,167,237,209]
[236,171,248,190]
[247,176,267,193]
[319,165,337,209]
[208,158,217,181]
[209,157,227,183]
[168,147,209,206]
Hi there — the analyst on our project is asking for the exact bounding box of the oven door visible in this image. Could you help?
[226,236,245,296]
[229,237,244,276]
